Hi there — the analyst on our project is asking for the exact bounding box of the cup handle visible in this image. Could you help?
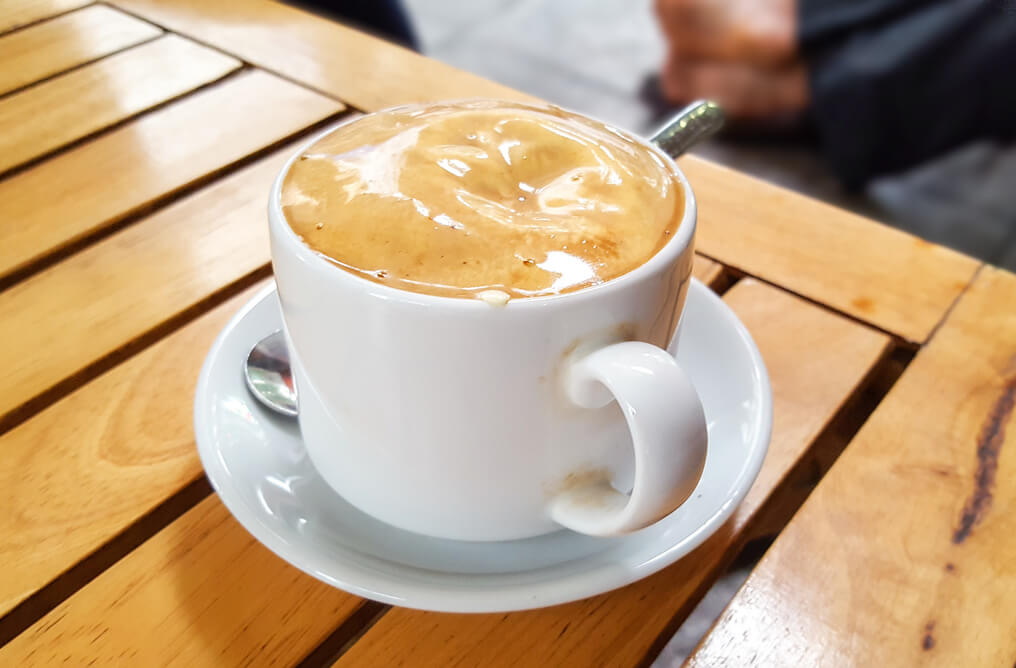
[549,341,708,536]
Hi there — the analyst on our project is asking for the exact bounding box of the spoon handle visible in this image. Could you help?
[649,100,725,159]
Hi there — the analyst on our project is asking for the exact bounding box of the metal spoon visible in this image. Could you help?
[244,100,724,417]
[244,330,298,417]
[649,99,724,159]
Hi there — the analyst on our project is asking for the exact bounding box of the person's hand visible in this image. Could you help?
[655,0,807,120]
[656,0,796,65]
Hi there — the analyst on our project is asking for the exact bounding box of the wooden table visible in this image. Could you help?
[0,1,1012,666]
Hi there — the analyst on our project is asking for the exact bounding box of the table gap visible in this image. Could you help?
[637,342,916,668]
[746,344,915,542]
[703,253,928,350]
[0,63,245,182]
[0,1,95,37]
[647,533,776,668]
[0,30,164,102]
[705,266,738,296]
[922,263,985,345]
[0,475,212,647]
[295,602,391,668]
[0,104,352,294]
[0,264,269,435]
[99,1,364,110]
[97,4,260,74]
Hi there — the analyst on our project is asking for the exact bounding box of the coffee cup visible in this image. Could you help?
[268,100,708,541]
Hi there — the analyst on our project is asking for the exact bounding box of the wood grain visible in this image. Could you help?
[689,267,1016,668]
[0,138,308,427]
[0,496,363,666]
[0,34,239,174]
[0,283,267,616]
[0,0,89,34]
[0,5,161,96]
[682,156,981,343]
[0,69,342,282]
[334,280,892,667]
[109,0,538,109]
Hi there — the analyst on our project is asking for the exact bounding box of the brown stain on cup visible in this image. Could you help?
[545,467,617,508]
[552,322,637,412]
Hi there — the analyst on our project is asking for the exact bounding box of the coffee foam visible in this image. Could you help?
[281,100,682,301]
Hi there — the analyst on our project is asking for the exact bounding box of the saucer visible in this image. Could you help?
[194,280,772,612]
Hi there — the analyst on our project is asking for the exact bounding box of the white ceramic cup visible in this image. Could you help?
[268,109,708,542]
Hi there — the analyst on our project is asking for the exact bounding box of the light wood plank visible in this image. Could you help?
[0,283,265,615]
[334,280,892,667]
[0,137,310,426]
[110,0,539,110]
[0,5,161,96]
[0,69,342,282]
[682,156,981,343]
[0,0,89,34]
[689,267,1016,668]
[0,34,239,173]
[0,496,363,666]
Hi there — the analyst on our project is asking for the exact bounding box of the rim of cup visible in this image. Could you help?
[268,99,698,310]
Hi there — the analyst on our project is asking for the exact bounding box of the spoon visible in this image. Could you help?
[244,100,725,417]
[244,330,299,417]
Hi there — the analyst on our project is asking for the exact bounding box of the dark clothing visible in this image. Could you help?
[287,0,418,50]
[800,0,1016,188]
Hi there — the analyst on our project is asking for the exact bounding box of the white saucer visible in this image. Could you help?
[194,280,772,612]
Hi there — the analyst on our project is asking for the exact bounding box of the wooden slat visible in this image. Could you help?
[110,0,538,109]
[682,156,981,343]
[0,34,239,174]
[0,496,363,666]
[0,69,342,282]
[0,283,265,616]
[0,0,89,34]
[0,5,161,96]
[689,267,1016,667]
[333,279,892,667]
[0,136,319,426]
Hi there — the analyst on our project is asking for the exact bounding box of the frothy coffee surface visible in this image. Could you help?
[281,100,682,301]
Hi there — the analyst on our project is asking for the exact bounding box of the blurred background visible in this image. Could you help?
[300,0,1016,271]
